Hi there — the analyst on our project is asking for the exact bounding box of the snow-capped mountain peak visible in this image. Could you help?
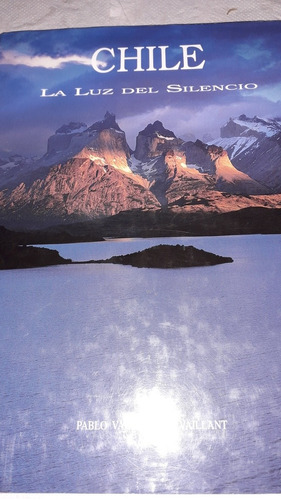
[210,114,281,191]
[221,114,281,139]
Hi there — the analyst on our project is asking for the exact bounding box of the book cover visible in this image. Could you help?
[0,21,281,494]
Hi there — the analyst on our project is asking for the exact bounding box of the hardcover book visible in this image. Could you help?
[0,21,281,494]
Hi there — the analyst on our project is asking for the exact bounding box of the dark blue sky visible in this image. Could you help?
[0,21,280,155]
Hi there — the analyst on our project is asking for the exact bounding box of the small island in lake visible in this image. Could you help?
[86,244,233,268]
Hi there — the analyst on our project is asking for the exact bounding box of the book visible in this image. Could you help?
[0,21,281,494]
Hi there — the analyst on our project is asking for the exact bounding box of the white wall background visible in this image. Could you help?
[0,2,280,500]
[0,0,281,33]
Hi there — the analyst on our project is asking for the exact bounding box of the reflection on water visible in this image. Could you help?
[0,235,281,493]
[121,387,183,456]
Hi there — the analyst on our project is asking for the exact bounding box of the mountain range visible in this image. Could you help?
[0,112,281,230]
[212,114,281,191]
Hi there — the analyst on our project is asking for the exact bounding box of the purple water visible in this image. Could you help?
[0,235,281,493]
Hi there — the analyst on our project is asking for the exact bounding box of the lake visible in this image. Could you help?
[0,234,281,493]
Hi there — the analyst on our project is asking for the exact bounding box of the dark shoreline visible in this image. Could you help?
[1,207,281,241]
[1,205,280,270]
[0,244,72,270]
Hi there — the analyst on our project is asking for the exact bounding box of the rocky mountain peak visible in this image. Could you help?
[43,112,128,173]
[207,145,225,161]
[207,144,267,195]
[1,111,280,229]
[221,115,281,140]
[46,122,89,158]
[76,126,132,174]
[210,113,281,191]
[220,118,249,138]
[134,121,183,161]
[139,120,176,139]
[87,111,121,133]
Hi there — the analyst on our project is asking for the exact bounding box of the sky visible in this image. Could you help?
[0,21,281,156]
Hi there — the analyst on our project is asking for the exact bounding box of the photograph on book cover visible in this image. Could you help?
[0,21,281,494]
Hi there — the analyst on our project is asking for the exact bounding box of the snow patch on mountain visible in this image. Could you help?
[155,132,175,140]
[221,114,281,139]
[207,114,281,192]
[233,115,281,137]
[210,136,259,160]
[129,154,160,181]
[55,122,87,135]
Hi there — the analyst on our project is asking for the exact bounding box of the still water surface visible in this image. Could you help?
[0,235,281,493]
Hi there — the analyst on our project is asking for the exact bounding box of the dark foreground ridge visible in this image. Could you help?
[0,244,72,270]
[87,244,233,268]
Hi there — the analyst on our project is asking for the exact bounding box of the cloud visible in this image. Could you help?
[252,83,281,104]
[118,91,281,150]
[0,50,106,70]
[235,41,271,62]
